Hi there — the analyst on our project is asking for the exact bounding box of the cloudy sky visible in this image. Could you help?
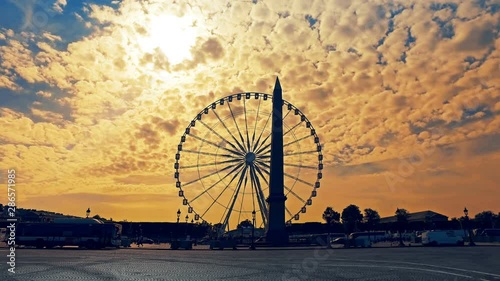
[0,0,498,223]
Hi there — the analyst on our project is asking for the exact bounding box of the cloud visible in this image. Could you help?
[31,107,65,124]
[53,0,67,14]
[35,90,52,98]
[0,0,498,221]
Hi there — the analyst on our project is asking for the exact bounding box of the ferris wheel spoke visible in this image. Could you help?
[181,158,243,169]
[236,167,250,226]
[212,109,247,153]
[252,111,272,152]
[200,164,245,218]
[190,162,244,203]
[254,132,271,155]
[250,165,257,213]
[255,160,270,171]
[243,98,252,152]
[183,149,239,159]
[283,134,312,148]
[283,121,303,137]
[253,162,269,182]
[284,172,315,187]
[255,141,271,155]
[220,165,248,231]
[254,107,292,152]
[284,163,318,170]
[284,185,306,203]
[285,206,293,217]
[227,101,247,153]
[285,150,318,156]
[251,97,262,149]
[189,134,243,157]
[249,165,269,226]
[183,162,242,187]
[199,119,242,154]
[256,154,270,160]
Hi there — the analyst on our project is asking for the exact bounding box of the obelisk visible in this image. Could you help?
[266,77,288,245]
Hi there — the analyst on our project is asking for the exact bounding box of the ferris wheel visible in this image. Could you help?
[174,92,323,233]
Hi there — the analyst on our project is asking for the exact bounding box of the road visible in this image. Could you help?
[1,245,500,280]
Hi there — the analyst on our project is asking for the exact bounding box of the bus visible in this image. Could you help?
[349,231,388,243]
[10,219,122,249]
[289,233,345,245]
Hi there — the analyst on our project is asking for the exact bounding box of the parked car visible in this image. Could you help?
[331,237,346,244]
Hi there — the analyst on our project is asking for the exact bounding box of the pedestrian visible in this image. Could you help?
[137,235,144,247]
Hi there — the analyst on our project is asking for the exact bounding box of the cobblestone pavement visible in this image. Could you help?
[1,245,500,280]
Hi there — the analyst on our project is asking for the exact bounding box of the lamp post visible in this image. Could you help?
[86,208,91,218]
[184,215,189,239]
[174,209,181,244]
[463,207,475,246]
[250,210,256,250]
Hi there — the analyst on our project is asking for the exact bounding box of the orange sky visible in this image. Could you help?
[0,0,498,226]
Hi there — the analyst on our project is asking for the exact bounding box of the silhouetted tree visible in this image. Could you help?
[341,205,363,233]
[474,211,497,229]
[363,208,380,232]
[395,208,410,246]
[323,207,340,225]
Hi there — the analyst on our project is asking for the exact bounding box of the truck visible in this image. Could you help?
[421,230,464,246]
[8,218,122,249]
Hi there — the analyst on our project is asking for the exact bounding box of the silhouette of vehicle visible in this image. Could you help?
[12,219,122,249]
[142,238,154,244]
[331,237,346,244]
[421,230,464,246]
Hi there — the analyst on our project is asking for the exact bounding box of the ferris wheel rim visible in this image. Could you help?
[174,92,324,227]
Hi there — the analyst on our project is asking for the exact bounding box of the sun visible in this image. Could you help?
[139,15,198,65]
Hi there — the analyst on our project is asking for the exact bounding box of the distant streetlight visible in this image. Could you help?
[250,210,256,250]
[176,209,181,223]
[463,207,476,246]
[86,208,91,218]
[185,215,189,223]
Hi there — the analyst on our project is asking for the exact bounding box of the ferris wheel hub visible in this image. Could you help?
[245,152,256,164]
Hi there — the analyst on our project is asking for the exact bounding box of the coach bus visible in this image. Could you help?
[11,218,122,249]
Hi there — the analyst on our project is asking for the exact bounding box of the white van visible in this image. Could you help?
[421,230,464,246]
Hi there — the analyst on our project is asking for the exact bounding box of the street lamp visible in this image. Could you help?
[250,210,256,250]
[86,207,91,218]
[463,207,475,246]
[176,209,181,223]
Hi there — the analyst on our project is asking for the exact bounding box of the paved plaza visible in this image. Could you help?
[1,245,500,280]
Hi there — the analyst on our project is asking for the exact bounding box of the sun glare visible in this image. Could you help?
[140,15,198,65]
